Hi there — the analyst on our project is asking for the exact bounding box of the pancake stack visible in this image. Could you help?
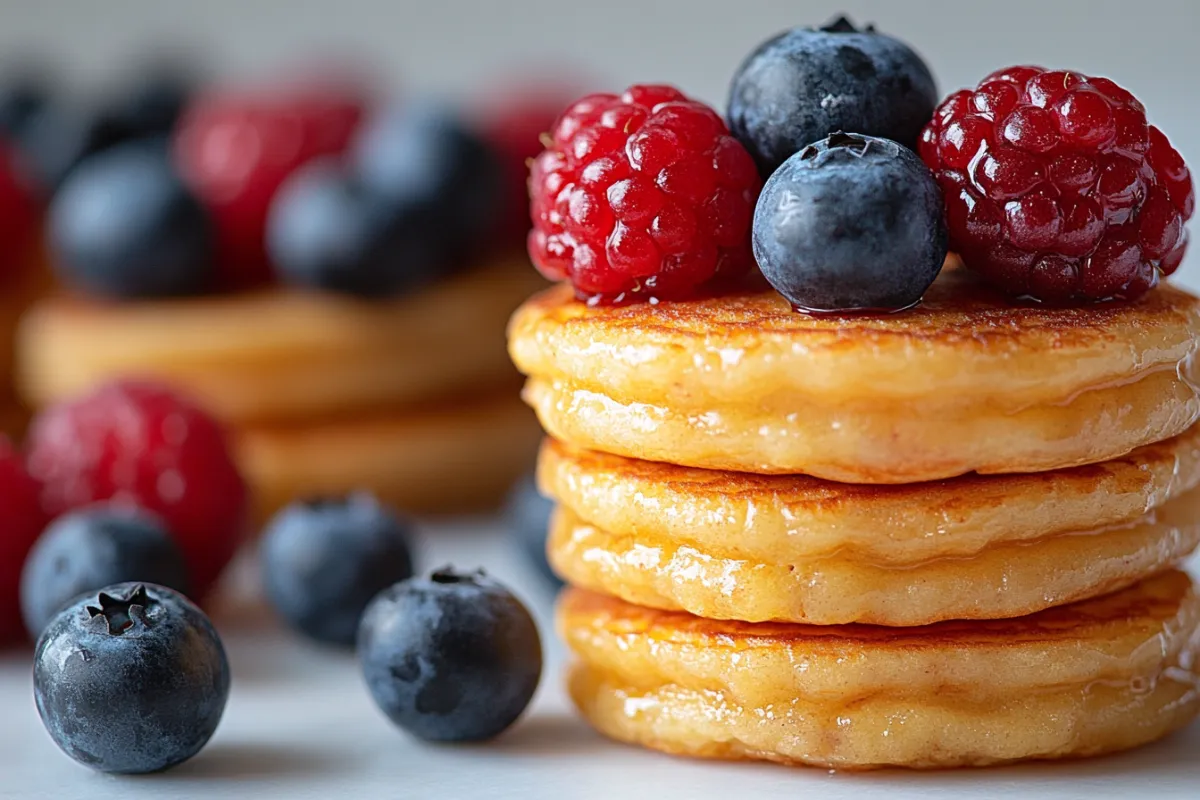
[20,257,546,519]
[509,262,1200,769]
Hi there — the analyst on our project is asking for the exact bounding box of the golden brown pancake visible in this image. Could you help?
[548,491,1200,624]
[19,256,545,424]
[540,429,1200,565]
[560,571,1200,769]
[238,391,541,522]
[509,264,1200,482]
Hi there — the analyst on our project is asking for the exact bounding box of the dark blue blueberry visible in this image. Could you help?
[17,101,131,191]
[357,568,542,742]
[33,582,229,774]
[106,67,196,142]
[504,474,561,588]
[727,15,938,178]
[20,506,190,638]
[752,132,947,312]
[267,159,442,296]
[261,494,413,647]
[47,139,214,298]
[351,102,502,262]
[0,71,51,142]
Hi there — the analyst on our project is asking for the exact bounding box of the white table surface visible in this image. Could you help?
[1,518,1197,800]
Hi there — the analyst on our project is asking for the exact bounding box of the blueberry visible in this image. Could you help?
[261,494,414,647]
[358,568,542,742]
[33,582,229,774]
[0,72,51,142]
[351,102,503,262]
[504,475,561,588]
[20,506,190,638]
[48,139,214,298]
[752,132,947,312]
[106,67,195,140]
[17,102,130,191]
[267,159,441,296]
[727,15,938,177]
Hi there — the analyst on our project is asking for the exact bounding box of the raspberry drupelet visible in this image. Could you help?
[920,66,1193,302]
[528,85,762,304]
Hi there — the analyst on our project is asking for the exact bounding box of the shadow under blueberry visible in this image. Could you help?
[166,742,352,780]
[482,713,605,756]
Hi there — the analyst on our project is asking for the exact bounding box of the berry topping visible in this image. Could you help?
[528,84,761,304]
[504,474,560,588]
[174,83,366,288]
[33,582,229,773]
[260,494,414,647]
[26,381,248,597]
[753,132,948,312]
[47,140,214,298]
[358,567,542,742]
[727,16,938,178]
[269,103,502,296]
[0,439,51,645]
[920,66,1193,302]
[0,141,40,283]
[20,507,190,638]
[350,102,503,261]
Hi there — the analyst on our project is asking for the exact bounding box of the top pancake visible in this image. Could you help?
[510,264,1200,481]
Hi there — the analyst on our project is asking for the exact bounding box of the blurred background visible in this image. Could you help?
[0,0,1195,166]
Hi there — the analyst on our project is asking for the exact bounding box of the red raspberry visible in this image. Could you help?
[0,141,40,285]
[0,439,49,644]
[174,82,366,289]
[920,66,1193,302]
[528,84,762,304]
[26,381,248,598]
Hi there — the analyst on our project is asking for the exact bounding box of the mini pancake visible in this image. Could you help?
[237,391,541,522]
[547,488,1200,624]
[509,263,1200,482]
[19,256,546,424]
[559,571,1200,769]
[538,428,1200,565]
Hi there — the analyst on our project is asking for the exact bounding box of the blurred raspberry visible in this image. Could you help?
[0,140,40,284]
[174,81,367,289]
[0,438,49,644]
[474,84,580,249]
[27,381,248,598]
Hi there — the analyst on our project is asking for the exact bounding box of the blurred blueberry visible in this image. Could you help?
[47,138,214,298]
[261,494,414,647]
[504,474,561,587]
[20,506,190,638]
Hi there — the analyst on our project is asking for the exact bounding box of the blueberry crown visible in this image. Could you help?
[86,584,154,636]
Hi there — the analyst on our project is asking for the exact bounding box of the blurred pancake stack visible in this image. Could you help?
[510,262,1200,769]
[6,69,568,520]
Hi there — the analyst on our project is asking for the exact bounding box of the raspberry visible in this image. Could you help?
[0,140,39,285]
[920,67,1193,302]
[0,439,49,644]
[174,83,366,289]
[528,85,761,304]
[26,381,248,597]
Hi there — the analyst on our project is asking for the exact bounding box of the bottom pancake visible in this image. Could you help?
[559,572,1200,770]
[237,391,541,521]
